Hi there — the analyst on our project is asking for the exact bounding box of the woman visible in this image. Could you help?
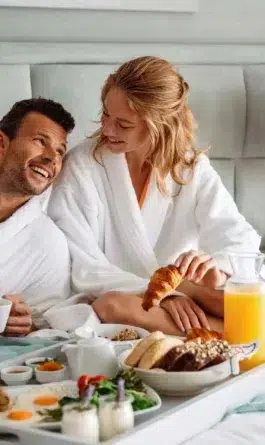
[48,56,260,334]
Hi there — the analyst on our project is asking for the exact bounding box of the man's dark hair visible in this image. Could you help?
[0,97,75,139]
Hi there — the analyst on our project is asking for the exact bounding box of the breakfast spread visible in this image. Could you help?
[111,328,140,341]
[125,329,237,372]
[142,264,183,310]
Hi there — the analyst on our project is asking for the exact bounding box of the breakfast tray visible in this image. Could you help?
[0,342,265,445]
[0,339,73,371]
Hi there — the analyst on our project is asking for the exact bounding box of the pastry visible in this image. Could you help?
[125,331,165,367]
[186,328,223,343]
[142,265,183,311]
[0,388,11,412]
[138,337,183,370]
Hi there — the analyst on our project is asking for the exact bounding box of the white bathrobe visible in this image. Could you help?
[0,193,71,328]
[47,140,260,329]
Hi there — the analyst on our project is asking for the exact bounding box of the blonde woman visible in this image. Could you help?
[48,56,260,335]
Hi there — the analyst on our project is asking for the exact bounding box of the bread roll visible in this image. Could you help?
[138,337,183,370]
[125,331,165,367]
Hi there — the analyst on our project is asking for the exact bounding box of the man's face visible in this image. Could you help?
[0,112,67,196]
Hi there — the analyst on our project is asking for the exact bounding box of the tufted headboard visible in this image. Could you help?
[0,63,265,246]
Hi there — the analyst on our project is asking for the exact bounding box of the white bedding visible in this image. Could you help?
[184,412,265,444]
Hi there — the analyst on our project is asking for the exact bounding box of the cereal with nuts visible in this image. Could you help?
[111,328,140,341]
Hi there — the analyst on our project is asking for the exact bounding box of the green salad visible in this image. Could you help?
[39,369,157,423]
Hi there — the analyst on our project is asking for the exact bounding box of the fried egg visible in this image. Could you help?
[34,395,59,408]
[0,381,78,425]
[7,411,34,422]
[0,407,41,424]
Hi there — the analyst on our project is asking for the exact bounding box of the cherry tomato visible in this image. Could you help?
[89,375,108,385]
[77,375,92,394]
[77,374,108,396]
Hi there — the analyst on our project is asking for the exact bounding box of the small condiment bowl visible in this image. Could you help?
[35,363,66,384]
[1,366,33,386]
[25,357,53,370]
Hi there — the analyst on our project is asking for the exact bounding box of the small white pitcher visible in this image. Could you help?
[62,338,119,380]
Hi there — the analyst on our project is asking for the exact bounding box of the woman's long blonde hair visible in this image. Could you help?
[91,56,200,195]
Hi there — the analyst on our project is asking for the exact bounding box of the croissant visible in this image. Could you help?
[142,264,183,311]
[186,328,223,343]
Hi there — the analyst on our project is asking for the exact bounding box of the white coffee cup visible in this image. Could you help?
[0,298,12,333]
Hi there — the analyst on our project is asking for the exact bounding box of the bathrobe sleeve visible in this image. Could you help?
[48,184,148,298]
[22,218,72,329]
[195,156,261,273]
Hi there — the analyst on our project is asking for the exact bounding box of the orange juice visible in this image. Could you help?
[224,284,265,370]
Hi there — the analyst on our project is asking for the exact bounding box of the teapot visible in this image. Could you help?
[62,338,119,380]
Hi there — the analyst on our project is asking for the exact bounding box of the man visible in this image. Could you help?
[0,97,75,336]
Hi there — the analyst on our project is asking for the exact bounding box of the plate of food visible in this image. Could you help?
[0,370,161,430]
[119,328,259,396]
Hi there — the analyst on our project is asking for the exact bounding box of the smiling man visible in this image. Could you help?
[0,98,75,335]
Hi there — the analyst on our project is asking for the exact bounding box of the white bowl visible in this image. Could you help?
[119,350,240,396]
[75,323,149,341]
[35,365,66,384]
[75,324,149,350]
[1,366,33,386]
[25,357,53,370]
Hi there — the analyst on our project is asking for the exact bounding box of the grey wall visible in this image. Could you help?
[0,0,265,43]
[1,0,265,64]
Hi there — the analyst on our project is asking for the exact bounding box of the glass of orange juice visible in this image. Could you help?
[224,252,265,371]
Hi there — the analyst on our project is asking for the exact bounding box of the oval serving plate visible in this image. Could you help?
[0,380,161,430]
[119,350,234,396]
[118,341,259,396]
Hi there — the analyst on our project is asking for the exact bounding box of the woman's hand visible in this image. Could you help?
[160,295,210,332]
[175,250,227,289]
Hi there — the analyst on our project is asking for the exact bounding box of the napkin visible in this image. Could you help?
[184,395,265,445]
[224,394,265,416]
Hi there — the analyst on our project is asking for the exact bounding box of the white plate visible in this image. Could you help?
[119,350,239,396]
[1,380,161,430]
[119,341,260,396]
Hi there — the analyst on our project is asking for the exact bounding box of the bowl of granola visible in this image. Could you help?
[75,324,149,354]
